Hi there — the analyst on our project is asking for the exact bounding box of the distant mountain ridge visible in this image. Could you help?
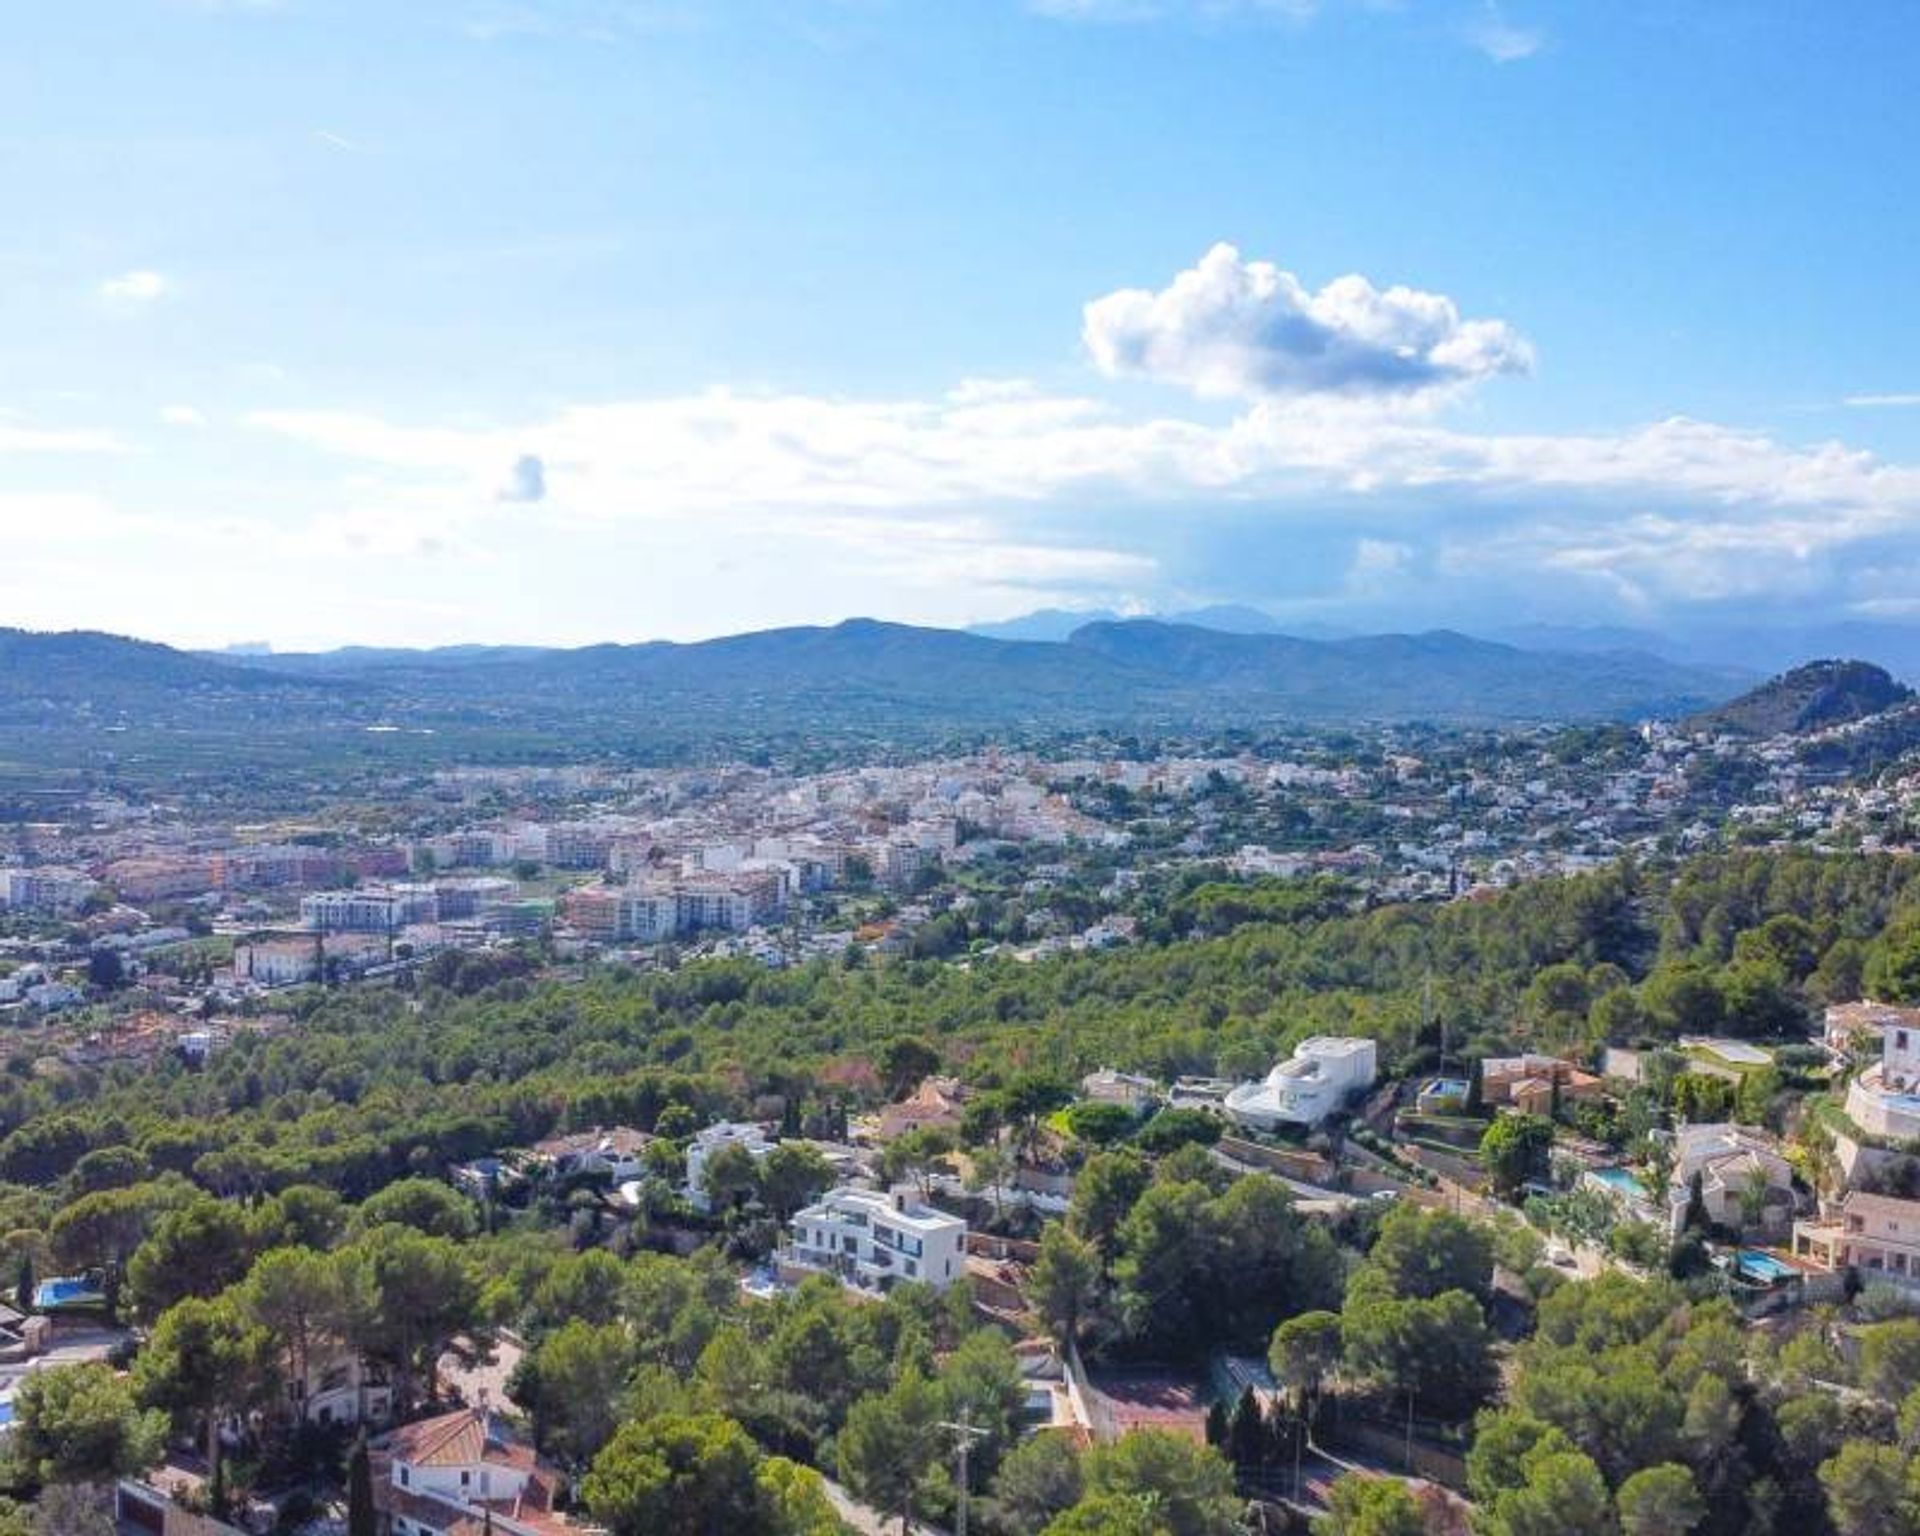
[1685,659,1915,736]
[0,618,1766,773]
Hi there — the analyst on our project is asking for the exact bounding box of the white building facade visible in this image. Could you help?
[784,1184,967,1293]
[1223,1036,1378,1131]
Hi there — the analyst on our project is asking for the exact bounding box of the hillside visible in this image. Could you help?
[0,628,338,717]
[1063,621,1745,722]
[242,618,1743,728]
[1684,658,1914,736]
[0,614,1758,748]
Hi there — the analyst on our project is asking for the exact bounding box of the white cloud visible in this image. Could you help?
[1844,392,1920,409]
[1346,537,1415,597]
[1466,2,1543,63]
[99,270,170,304]
[160,405,207,428]
[229,247,1920,633]
[244,382,1920,622]
[1083,243,1532,402]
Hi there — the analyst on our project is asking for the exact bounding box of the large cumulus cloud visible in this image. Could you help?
[1083,243,1533,401]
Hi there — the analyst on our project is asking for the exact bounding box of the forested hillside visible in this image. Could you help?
[8,847,1920,1534]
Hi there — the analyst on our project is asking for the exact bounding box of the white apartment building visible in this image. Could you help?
[1224,1036,1378,1131]
[784,1184,967,1293]
[301,885,437,934]
[545,824,613,870]
[0,867,97,915]
[619,889,679,943]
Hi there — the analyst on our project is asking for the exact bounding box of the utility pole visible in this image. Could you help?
[938,1415,989,1536]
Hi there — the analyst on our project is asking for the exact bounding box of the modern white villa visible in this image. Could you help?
[1845,1015,1920,1142]
[1223,1036,1377,1131]
[782,1183,967,1293]
[684,1121,775,1212]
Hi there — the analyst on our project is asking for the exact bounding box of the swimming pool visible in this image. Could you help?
[33,1276,105,1310]
[1737,1250,1798,1285]
[1587,1167,1650,1202]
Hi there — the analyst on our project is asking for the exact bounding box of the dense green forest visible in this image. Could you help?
[7,847,1917,1210]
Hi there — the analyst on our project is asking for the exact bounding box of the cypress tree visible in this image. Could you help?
[1229,1387,1266,1470]
[1684,1170,1710,1232]
[347,1434,377,1536]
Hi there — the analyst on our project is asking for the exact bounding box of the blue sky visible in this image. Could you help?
[5,0,1920,648]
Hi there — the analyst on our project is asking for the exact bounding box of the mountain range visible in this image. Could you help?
[975,606,1920,681]
[0,619,1758,760]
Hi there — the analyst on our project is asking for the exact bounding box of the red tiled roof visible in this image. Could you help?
[388,1407,490,1467]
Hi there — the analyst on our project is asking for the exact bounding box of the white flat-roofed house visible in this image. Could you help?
[1846,1017,1920,1143]
[1223,1036,1378,1131]
[235,938,320,988]
[684,1121,774,1211]
[783,1184,967,1293]
[1081,1068,1160,1112]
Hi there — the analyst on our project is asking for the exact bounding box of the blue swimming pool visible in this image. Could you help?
[33,1277,104,1309]
[1588,1167,1650,1201]
[1737,1250,1797,1285]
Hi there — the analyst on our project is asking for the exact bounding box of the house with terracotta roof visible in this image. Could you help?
[1667,1123,1796,1236]
[877,1076,969,1141]
[372,1405,600,1536]
[1478,1054,1604,1116]
[526,1126,652,1185]
[1823,1000,1920,1058]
